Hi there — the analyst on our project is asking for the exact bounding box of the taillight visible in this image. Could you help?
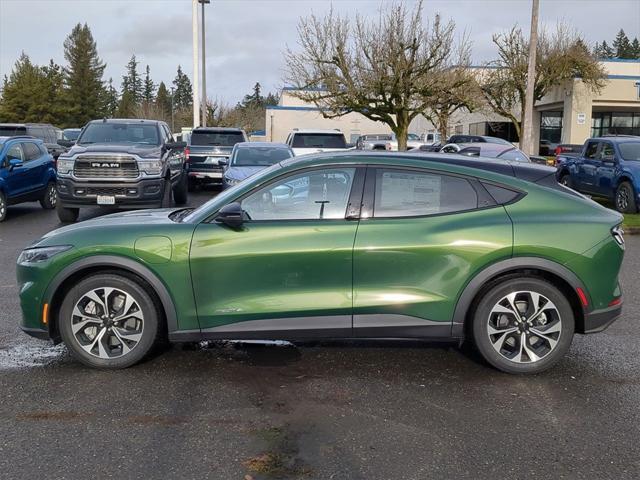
[185,147,190,162]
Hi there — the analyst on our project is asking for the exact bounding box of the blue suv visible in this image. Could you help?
[0,136,57,222]
[556,136,640,213]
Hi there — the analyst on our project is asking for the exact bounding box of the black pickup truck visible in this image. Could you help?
[55,119,188,222]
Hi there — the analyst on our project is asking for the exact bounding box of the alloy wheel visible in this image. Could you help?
[487,291,562,364]
[71,287,145,359]
[617,187,629,211]
[48,184,57,207]
[0,194,5,220]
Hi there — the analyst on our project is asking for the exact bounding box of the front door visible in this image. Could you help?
[190,165,364,338]
[352,166,513,337]
[3,143,28,198]
[577,140,601,193]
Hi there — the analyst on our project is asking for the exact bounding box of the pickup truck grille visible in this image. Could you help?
[74,156,139,179]
[86,187,127,196]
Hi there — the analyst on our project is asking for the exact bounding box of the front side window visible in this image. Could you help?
[242,168,356,220]
[78,123,160,145]
[374,169,478,218]
[600,142,615,160]
[584,141,599,159]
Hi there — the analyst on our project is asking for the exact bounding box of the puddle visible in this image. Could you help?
[194,340,302,366]
[0,342,67,369]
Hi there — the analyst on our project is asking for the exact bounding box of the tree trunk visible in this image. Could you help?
[438,111,449,144]
[395,111,409,151]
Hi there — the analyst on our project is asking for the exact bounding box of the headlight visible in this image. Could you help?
[137,160,162,175]
[225,177,241,186]
[57,159,74,174]
[17,245,72,265]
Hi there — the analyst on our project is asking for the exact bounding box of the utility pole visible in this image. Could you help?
[170,86,175,133]
[192,0,200,128]
[200,0,210,127]
[521,0,539,155]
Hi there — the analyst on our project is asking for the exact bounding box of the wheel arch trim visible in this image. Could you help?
[452,256,587,337]
[44,254,178,336]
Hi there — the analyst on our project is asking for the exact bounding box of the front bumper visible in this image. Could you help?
[57,177,164,208]
[20,326,50,341]
[582,302,622,334]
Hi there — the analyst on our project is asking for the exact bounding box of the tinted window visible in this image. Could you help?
[191,130,244,146]
[374,169,478,218]
[291,133,346,149]
[0,125,27,136]
[78,123,159,145]
[482,183,521,204]
[22,142,42,161]
[584,141,599,159]
[498,149,530,162]
[619,143,640,161]
[242,168,356,220]
[232,147,292,166]
[28,127,46,141]
[600,142,615,159]
[63,129,81,141]
[5,144,24,162]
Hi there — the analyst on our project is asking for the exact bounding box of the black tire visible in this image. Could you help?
[173,172,188,205]
[160,178,172,208]
[615,181,637,214]
[40,182,57,209]
[559,173,572,189]
[0,191,6,222]
[58,273,161,369]
[56,203,79,223]
[471,276,574,374]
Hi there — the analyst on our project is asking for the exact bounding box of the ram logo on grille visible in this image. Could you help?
[91,162,120,168]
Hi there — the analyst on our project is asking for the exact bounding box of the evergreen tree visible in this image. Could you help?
[265,91,279,106]
[613,29,632,58]
[105,77,119,117]
[242,82,263,108]
[0,53,49,123]
[631,38,640,59]
[121,55,143,105]
[117,90,137,118]
[143,65,155,104]
[155,81,172,122]
[599,40,615,58]
[62,23,107,126]
[172,65,193,109]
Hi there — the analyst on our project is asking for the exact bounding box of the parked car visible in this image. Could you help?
[286,129,348,156]
[0,136,57,222]
[417,135,513,153]
[442,143,532,162]
[55,119,188,223]
[0,123,66,159]
[554,143,583,157]
[221,142,294,189]
[556,135,640,213]
[186,127,247,189]
[356,134,393,150]
[17,151,623,374]
[58,128,82,148]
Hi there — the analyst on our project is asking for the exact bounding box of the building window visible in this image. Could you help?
[540,111,563,144]
[592,112,640,137]
[455,124,463,134]
[468,121,519,142]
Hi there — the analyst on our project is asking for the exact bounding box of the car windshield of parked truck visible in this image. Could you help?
[191,131,245,146]
[619,143,640,161]
[0,126,27,136]
[78,123,159,145]
[292,133,346,149]
[232,147,292,166]
[408,134,420,141]
[63,129,81,141]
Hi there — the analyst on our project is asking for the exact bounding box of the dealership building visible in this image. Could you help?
[266,59,639,153]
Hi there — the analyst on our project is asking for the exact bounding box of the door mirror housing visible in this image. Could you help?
[9,158,23,170]
[215,202,245,228]
[165,141,187,151]
[218,158,228,166]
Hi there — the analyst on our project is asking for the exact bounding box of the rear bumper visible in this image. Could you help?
[57,177,164,208]
[582,302,622,334]
[187,168,223,184]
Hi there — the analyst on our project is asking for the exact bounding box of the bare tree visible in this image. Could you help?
[284,1,469,151]
[481,23,606,141]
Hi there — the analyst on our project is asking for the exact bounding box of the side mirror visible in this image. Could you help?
[218,158,228,166]
[9,158,23,170]
[215,202,245,228]
[165,141,187,150]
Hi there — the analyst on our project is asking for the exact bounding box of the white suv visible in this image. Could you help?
[285,129,348,156]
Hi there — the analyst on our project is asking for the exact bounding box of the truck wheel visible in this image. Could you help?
[160,178,173,208]
[40,182,57,209]
[173,173,188,205]
[615,181,637,214]
[57,203,80,223]
[0,191,6,222]
[559,173,572,189]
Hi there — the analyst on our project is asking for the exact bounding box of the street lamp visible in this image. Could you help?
[170,86,175,133]
[199,0,210,127]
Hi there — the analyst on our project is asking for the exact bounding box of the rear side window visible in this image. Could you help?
[28,127,45,141]
[291,133,346,149]
[373,169,478,218]
[0,125,27,136]
[482,183,522,205]
[21,142,42,161]
[498,149,529,162]
[191,130,245,146]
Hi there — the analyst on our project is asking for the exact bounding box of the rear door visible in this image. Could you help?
[21,142,48,193]
[352,165,513,337]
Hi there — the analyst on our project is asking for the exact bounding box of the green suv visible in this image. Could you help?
[16,153,625,373]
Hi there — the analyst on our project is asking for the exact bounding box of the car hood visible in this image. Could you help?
[65,144,161,157]
[225,165,268,180]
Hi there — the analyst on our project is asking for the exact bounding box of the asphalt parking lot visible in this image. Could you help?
[0,192,639,479]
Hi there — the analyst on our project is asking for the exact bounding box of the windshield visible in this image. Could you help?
[191,131,245,146]
[0,126,26,136]
[63,129,81,141]
[408,133,420,141]
[292,133,346,149]
[232,147,292,166]
[619,143,640,161]
[78,123,159,145]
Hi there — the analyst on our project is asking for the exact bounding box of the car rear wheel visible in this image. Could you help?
[0,191,6,222]
[56,203,79,223]
[471,277,574,374]
[615,181,637,214]
[58,274,160,369]
[559,173,572,189]
[40,182,57,209]
[173,172,188,205]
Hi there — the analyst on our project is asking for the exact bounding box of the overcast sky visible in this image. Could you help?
[1,0,638,103]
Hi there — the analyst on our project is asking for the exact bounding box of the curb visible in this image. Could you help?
[624,226,640,235]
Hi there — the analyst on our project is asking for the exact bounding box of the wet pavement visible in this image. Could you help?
[0,191,639,479]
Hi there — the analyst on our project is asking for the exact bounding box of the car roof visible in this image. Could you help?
[292,129,344,134]
[598,135,640,144]
[0,123,54,127]
[192,126,245,132]
[87,118,163,125]
[64,128,82,132]
[235,142,290,148]
[0,135,42,143]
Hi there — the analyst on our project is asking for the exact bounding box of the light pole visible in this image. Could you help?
[521,0,539,155]
[200,0,210,127]
[192,0,200,128]
[170,86,175,133]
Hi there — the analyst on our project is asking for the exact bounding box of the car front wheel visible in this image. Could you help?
[58,274,160,369]
[471,277,574,374]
